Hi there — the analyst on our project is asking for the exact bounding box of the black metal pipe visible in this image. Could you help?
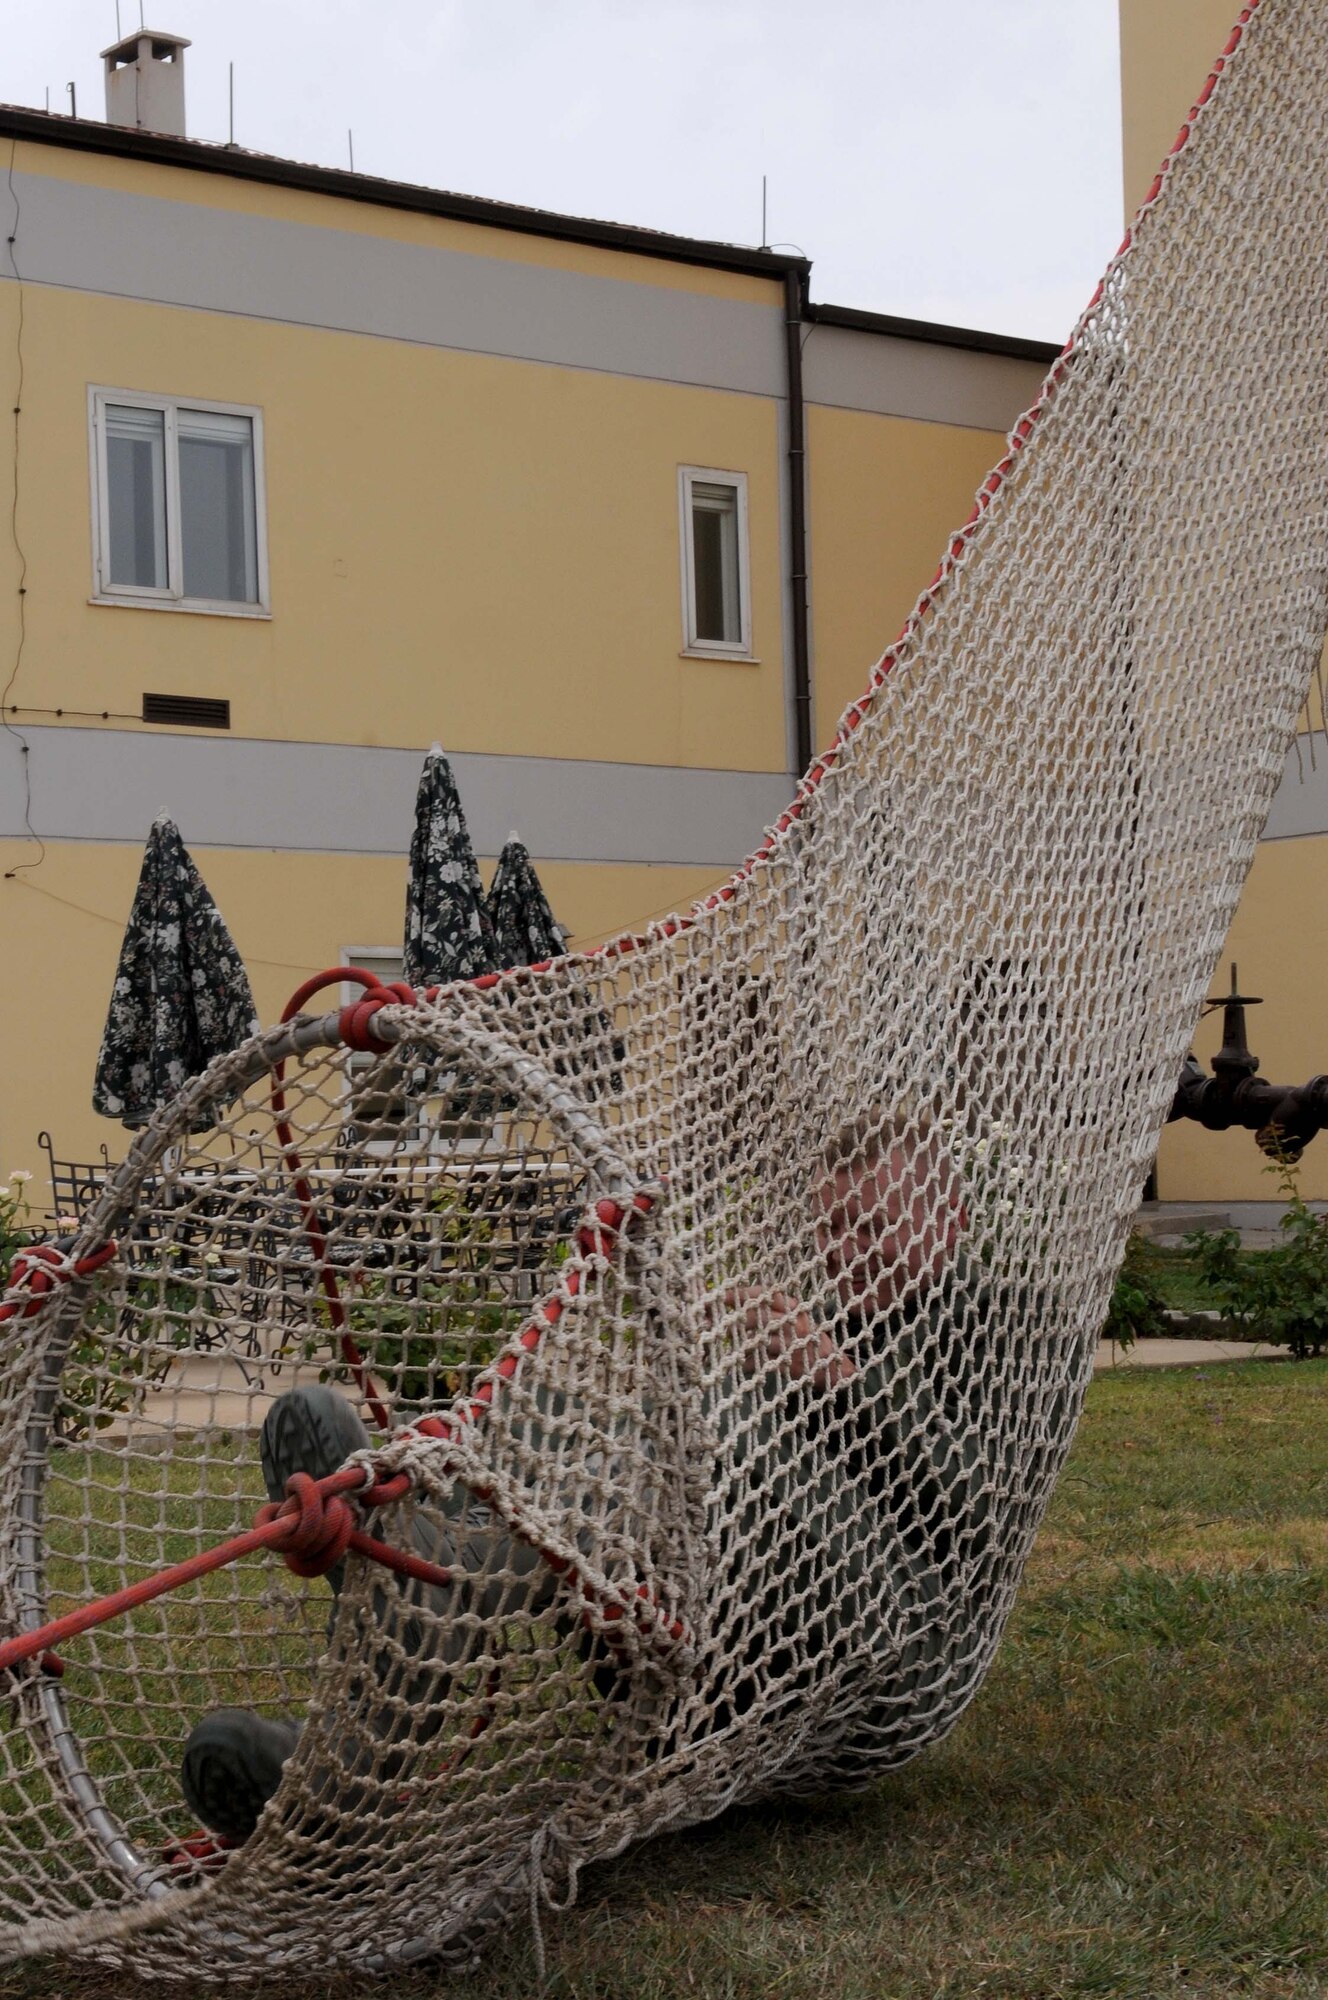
[1168,1061,1328,1157]
[784,267,813,776]
[1166,970,1328,1159]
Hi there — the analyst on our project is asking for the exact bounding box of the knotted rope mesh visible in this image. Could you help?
[4,0,1328,1973]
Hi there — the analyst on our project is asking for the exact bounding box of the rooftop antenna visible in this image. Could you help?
[139,0,145,27]
[44,86,49,112]
[761,173,768,250]
[114,1,122,37]
[348,128,355,172]
[228,62,234,145]
[66,81,77,118]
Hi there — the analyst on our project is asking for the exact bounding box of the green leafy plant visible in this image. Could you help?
[0,1170,33,1276]
[326,1182,576,1417]
[345,1271,519,1415]
[1103,1230,1173,1350]
[2,1175,248,1441]
[1184,1155,1328,1359]
[56,1245,240,1443]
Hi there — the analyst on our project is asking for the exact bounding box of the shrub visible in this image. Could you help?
[1103,1230,1173,1350]
[1185,1156,1328,1359]
[344,1272,518,1416]
[2,1182,236,1441]
[322,1182,573,1419]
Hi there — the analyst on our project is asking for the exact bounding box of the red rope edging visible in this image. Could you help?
[0,1241,118,1324]
[272,966,400,1431]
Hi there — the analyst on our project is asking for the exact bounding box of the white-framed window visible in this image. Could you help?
[678,465,752,658]
[339,950,496,1156]
[339,948,408,1008]
[88,387,270,616]
[339,950,420,1156]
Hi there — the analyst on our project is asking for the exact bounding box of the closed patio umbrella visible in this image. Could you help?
[485,835,566,969]
[93,815,258,1129]
[485,834,623,1102]
[402,747,497,987]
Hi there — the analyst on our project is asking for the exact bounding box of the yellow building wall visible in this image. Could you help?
[0,280,786,774]
[806,405,1008,740]
[0,840,727,1181]
[1121,0,1328,1202]
[0,133,1100,1204]
[1119,0,1245,216]
[0,140,792,1184]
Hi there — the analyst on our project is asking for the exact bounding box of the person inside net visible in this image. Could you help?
[707,1109,982,1755]
[179,1108,966,1841]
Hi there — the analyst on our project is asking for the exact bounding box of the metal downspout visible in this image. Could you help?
[784,266,813,777]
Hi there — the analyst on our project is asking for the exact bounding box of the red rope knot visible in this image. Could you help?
[256,1470,357,1580]
[338,981,417,1054]
[0,1240,118,1324]
[575,1198,625,1264]
[163,1829,243,1874]
[574,1191,655,1264]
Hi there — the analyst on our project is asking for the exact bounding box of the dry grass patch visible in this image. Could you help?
[1148,1516,1328,1574]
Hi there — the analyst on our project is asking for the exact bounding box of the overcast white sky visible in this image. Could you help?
[4,2,1124,344]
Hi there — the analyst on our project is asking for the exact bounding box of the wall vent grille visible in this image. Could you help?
[141,693,231,730]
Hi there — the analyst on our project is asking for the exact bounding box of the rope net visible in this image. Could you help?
[4,0,1328,1972]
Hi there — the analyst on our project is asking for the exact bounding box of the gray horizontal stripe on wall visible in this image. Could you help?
[0,726,796,867]
[802,321,1047,434]
[1262,735,1328,840]
[7,170,786,399]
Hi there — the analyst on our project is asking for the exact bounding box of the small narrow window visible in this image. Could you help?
[90,388,269,615]
[105,404,167,589]
[679,467,752,657]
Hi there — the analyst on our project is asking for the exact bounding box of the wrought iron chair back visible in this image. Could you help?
[37,1131,115,1228]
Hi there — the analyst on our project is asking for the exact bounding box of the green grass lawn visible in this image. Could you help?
[6,1358,1328,1999]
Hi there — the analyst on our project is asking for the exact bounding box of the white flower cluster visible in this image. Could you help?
[938,1117,1065,1235]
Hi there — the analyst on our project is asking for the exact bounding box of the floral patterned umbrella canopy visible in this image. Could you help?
[484,834,622,1099]
[93,816,258,1129]
[402,748,497,987]
[485,836,566,969]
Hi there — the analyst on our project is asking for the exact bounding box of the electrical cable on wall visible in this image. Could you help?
[5,872,340,977]
[2,137,45,879]
[6,704,138,722]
